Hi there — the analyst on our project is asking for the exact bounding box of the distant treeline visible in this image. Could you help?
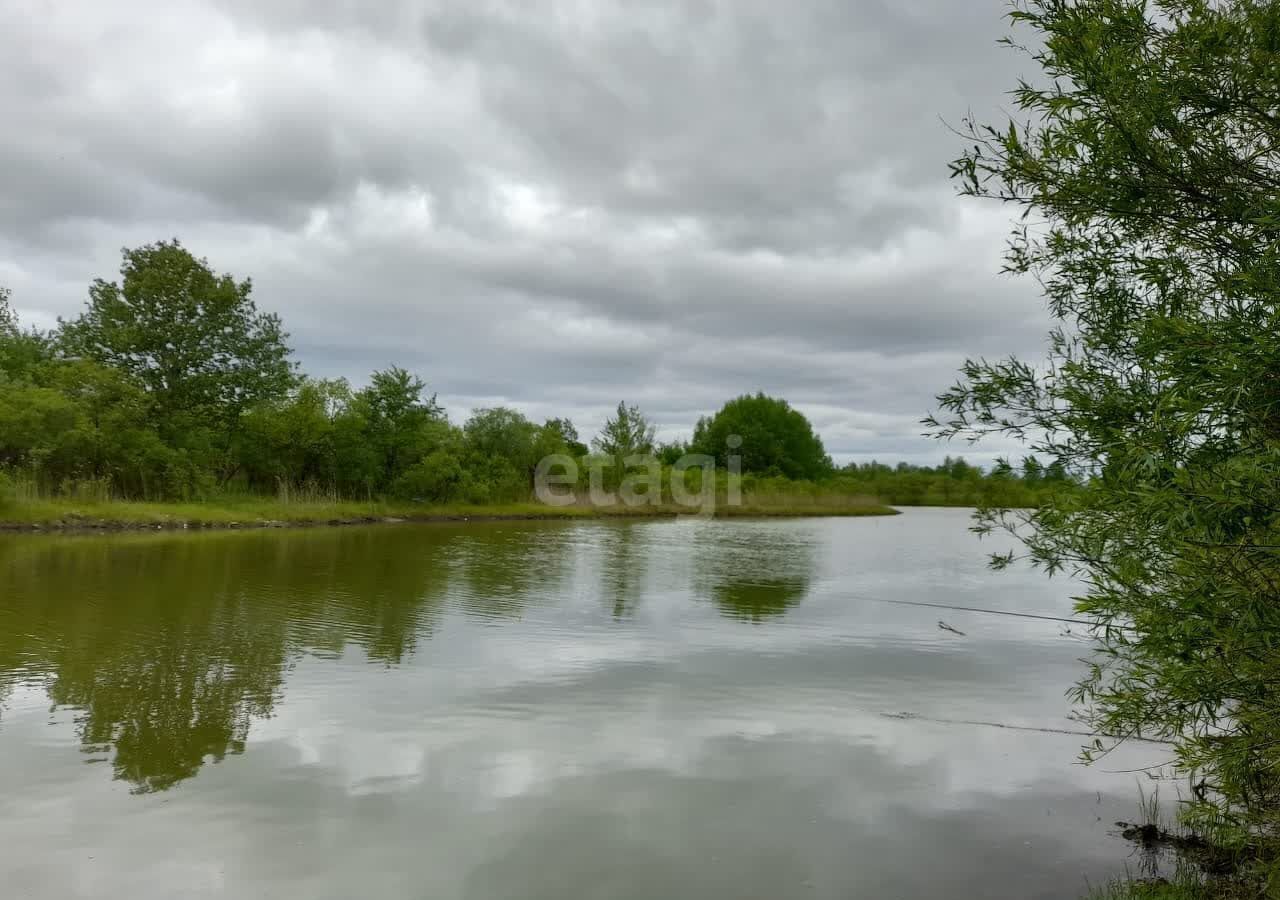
[0,241,1066,509]
[833,457,1071,508]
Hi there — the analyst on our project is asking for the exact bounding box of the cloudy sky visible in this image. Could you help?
[0,0,1048,465]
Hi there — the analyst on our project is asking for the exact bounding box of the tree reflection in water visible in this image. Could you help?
[0,526,455,792]
[0,519,820,794]
[695,525,816,623]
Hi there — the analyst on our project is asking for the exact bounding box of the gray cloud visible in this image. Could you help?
[0,0,1047,463]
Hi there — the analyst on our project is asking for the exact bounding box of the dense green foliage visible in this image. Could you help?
[692,392,833,480]
[0,286,15,335]
[544,417,589,457]
[0,245,581,504]
[61,240,294,438]
[0,243,1059,513]
[837,457,1069,508]
[932,0,1280,868]
[592,402,656,458]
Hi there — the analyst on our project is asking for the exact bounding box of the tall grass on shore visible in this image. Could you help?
[0,477,895,531]
[1087,787,1278,900]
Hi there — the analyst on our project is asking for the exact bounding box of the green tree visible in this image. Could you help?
[461,407,541,501]
[59,240,294,432]
[0,330,52,384]
[0,349,51,396]
[0,299,140,493]
[0,384,79,474]
[592,401,656,458]
[392,449,465,503]
[929,0,1280,838]
[329,395,382,498]
[357,367,449,488]
[237,378,360,496]
[692,393,831,480]
[464,407,538,463]
[543,417,588,457]
[0,285,15,336]
[0,288,55,384]
[42,360,161,493]
[656,440,689,466]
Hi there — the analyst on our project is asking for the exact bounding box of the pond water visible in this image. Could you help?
[0,508,1159,899]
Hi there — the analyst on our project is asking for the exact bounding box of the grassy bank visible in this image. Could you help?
[0,494,898,532]
[1089,861,1276,899]
[1089,874,1267,899]
[1085,790,1277,900]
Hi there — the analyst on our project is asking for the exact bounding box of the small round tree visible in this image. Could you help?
[692,393,831,480]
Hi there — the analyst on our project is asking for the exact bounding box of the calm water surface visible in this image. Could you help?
[0,509,1157,898]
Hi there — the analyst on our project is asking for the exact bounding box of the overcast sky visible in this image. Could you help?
[0,0,1048,465]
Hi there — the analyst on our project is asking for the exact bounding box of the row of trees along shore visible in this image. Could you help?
[0,241,1062,510]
